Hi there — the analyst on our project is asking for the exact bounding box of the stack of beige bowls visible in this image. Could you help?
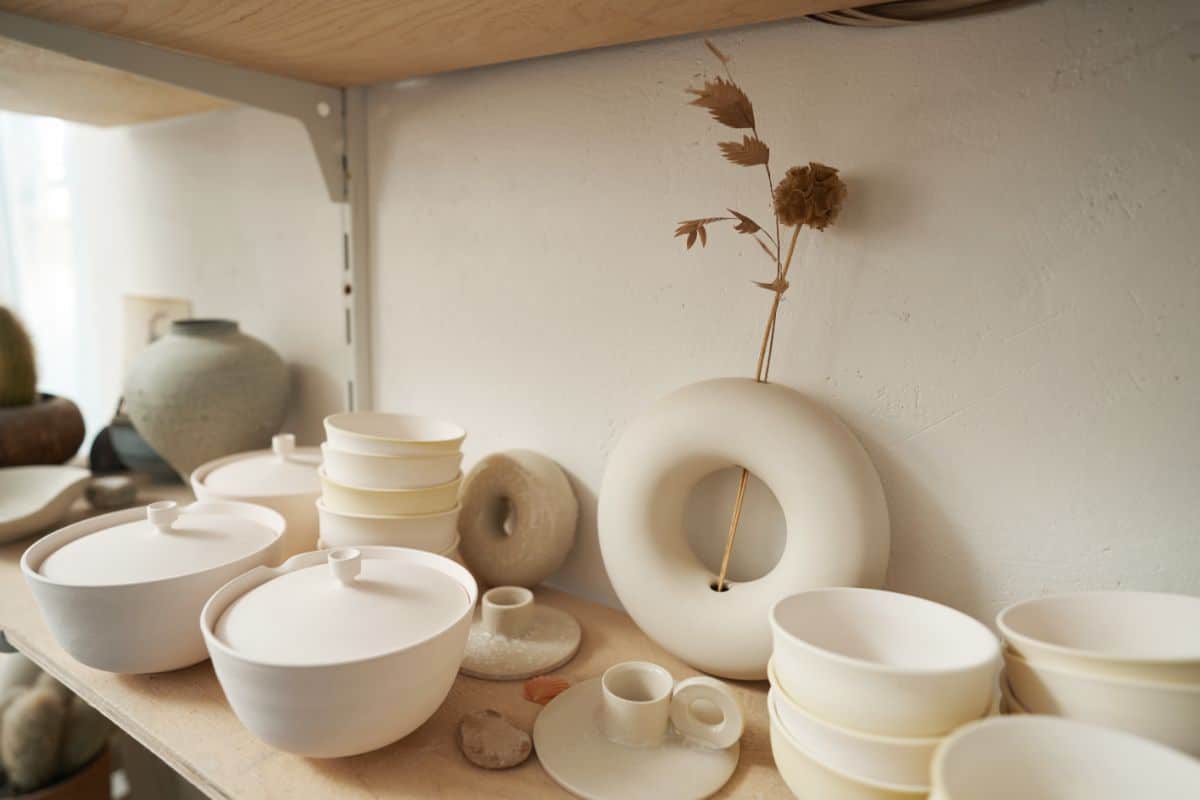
[996,590,1200,757]
[316,412,465,558]
[768,588,1002,799]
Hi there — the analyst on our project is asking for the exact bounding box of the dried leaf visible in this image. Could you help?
[704,39,731,65]
[718,136,769,167]
[728,209,762,235]
[698,225,707,247]
[754,237,777,262]
[675,216,728,250]
[754,276,790,294]
[687,230,697,249]
[686,77,755,129]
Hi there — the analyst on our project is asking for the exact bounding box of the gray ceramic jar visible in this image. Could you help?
[124,319,288,479]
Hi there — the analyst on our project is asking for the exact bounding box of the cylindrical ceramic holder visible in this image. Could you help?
[600,661,745,750]
[480,586,535,638]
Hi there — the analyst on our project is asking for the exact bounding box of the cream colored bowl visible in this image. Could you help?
[932,715,1200,799]
[771,588,1001,736]
[1004,650,1200,756]
[319,468,460,516]
[768,662,938,790]
[769,690,927,800]
[998,670,1027,714]
[997,591,1200,683]
[316,499,460,553]
[320,443,462,491]
[323,412,465,456]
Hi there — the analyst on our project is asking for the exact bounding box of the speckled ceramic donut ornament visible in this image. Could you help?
[457,450,578,588]
[599,378,890,680]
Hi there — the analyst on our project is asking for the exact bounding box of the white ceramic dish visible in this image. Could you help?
[22,500,285,673]
[771,588,1001,736]
[998,670,1026,714]
[319,468,461,516]
[191,434,321,559]
[0,466,91,543]
[768,691,927,800]
[997,591,1200,683]
[1004,649,1200,755]
[323,412,465,457]
[201,546,477,757]
[319,443,462,491]
[932,715,1200,799]
[768,661,937,789]
[316,498,459,552]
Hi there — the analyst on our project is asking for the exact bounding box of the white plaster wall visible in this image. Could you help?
[368,0,1200,622]
[9,107,344,444]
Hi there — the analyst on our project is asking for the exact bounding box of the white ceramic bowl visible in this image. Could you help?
[316,499,459,552]
[323,412,465,457]
[21,502,285,674]
[771,588,1001,736]
[320,443,462,490]
[319,468,461,516]
[998,669,1027,714]
[997,591,1200,683]
[768,661,938,790]
[932,715,1200,799]
[769,690,927,800]
[1004,650,1200,755]
[201,546,477,757]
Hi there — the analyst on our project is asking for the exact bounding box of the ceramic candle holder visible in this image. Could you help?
[460,586,583,680]
[600,661,742,750]
[480,586,535,637]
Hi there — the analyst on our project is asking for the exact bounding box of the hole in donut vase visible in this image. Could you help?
[686,467,785,584]
[489,496,516,537]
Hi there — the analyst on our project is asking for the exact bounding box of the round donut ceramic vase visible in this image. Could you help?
[599,378,889,680]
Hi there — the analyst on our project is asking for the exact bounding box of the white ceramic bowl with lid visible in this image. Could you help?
[191,434,321,559]
[319,443,462,491]
[201,545,477,757]
[771,588,1001,737]
[996,591,1200,682]
[21,500,285,673]
[324,412,466,456]
[316,499,459,552]
[932,715,1200,799]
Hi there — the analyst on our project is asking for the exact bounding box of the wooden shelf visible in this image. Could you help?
[0,489,789,799]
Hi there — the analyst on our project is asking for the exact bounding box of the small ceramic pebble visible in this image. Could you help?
[523,675,568,706]
[457,710,532,770]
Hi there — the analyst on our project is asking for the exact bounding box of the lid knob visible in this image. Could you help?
[146,500,179,531]
[272,433,296,461]
[329,548,362,586]
[480,586,535,638]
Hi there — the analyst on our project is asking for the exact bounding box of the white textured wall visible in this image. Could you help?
[368,0,1200,621]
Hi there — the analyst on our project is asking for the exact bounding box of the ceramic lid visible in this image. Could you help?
[214,548,471,665]
[201,434,321,496]
[39,500,280,585]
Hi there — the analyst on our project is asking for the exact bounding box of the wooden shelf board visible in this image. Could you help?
[0,489,789,799]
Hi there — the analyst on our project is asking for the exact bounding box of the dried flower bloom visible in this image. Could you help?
[772,162,847,230]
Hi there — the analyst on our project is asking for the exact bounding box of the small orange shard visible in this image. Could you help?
[523,675,568,705]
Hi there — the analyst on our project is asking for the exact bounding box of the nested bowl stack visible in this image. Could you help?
[996,590,1200,756]
[768,588,1002,798]
[317,412,466,555]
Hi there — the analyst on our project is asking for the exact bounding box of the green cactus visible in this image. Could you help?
[0,306,37,407]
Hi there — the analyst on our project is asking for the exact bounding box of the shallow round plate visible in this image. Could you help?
[533,678,739,800]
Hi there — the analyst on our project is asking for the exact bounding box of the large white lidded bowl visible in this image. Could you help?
[932,715,1200,800]
[997,591,1200,683]
[771,588,1001,736]
[316,499,459,553]
[320,443,462,490]
[22,500,285,673]
[191,434,321,559]
[202,546,477,757]
[323,412,465,457]
[1004,650,1200,755]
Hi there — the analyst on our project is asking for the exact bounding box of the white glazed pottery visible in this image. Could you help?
[599,378,890,679]
[21,500,284,673]
[932,715,1200,800]
[1004,649,1200,755]
[323,412,465,456]
[319,442,462,490]
[315,498,459,552]
[192,434,321,559]
[319,468,461,516]
[768,692,927,800]
[201,546,476,757]
[997,591,1200,683]
[0,465,90,543]
[767,660,938,790]
[771,588,1001,736]
[998,670,1026,714]
[600,661,743,750]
